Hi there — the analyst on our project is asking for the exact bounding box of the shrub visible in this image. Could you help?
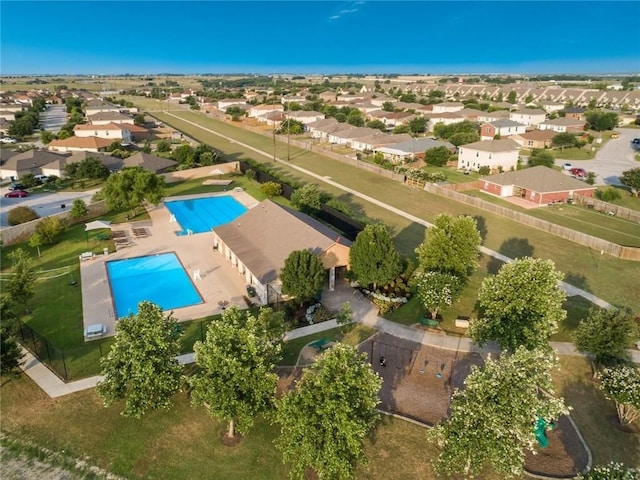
[7,206,39,226]
[156,140,171,152]
[35,217,67,244]
[478,166,491,175]
[260,181,282,198]
[596,187,622,202]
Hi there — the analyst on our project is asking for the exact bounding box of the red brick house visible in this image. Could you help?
[480,166,596,205]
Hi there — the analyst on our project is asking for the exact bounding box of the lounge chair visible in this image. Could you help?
[132,227,148,238]
[111,230,128,239]
[114,238,133,249]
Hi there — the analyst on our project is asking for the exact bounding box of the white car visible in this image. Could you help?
[562,162,573,171]
[0,137,17,144]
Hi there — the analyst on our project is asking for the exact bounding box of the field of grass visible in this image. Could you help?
[596,186,640,212]
[554,147,596,160]
[150,109,640,313]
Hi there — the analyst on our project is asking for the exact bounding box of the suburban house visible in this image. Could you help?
[45,151,120,178]
[509,108,547,127]
[431,102,464,113]
[477,110,511,122]
[564,107,586,121]
[256,110,286,126]
[350,133,412,152]
[87,111,134,126]
[479,166,596,204]
[74,123,132,144]
[540,102,566,113]
[0,110,16,121]
[370,94,398,107]
[538,117,586,133]
[423,112,465,131]
[0,150,67,181]
[510,130,555,149]
[306,118,340,139]
[284,110,325,125]
[216,99,250,110]
[248,104,284,118]
[479,120,527,140]
[376,137,455,163]
[48,136,113,153]
[456,108,485,122]
[328,126,378,145]
[85,100,120,117]
[457,139,521,173]
[121,152,178,173]
[212,199,351,305]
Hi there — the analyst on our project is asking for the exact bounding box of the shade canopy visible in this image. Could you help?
[85,220,112,231]
[210,168,225,176]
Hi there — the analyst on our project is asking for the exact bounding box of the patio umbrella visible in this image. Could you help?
[210,168,225,178]
[84,220,112,241]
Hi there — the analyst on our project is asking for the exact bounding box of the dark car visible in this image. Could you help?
[8,183,25,191]
[5,189,29,198]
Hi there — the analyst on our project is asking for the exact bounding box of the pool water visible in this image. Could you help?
[106,253,202,318]
[165,196,247,234]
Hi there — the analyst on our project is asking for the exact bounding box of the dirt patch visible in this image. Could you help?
[220,431,243,447]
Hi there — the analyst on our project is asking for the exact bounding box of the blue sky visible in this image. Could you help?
[1,1,639,75]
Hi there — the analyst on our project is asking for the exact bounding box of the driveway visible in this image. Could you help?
[40,105,67,134]
[555,127,639,186]
[0,188,98,228]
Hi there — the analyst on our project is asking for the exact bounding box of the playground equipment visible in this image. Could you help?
[534,417,556,448]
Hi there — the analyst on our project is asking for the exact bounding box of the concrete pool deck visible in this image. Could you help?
[79,190,260,339]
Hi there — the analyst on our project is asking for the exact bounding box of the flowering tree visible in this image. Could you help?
[415,271,461,320]
[599,364,640,426]
[577,462,640,480]
[429,347,568,478]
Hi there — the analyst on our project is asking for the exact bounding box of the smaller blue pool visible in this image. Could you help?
[106,253,202,318]
[165,196,247,234]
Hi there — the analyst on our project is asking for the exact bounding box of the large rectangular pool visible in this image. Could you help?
[106,252,202,318]
[165,195,247,234]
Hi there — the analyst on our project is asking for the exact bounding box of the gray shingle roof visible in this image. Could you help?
[459,139,521,152]
[483,166,595,193]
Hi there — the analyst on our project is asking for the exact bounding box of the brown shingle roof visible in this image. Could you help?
[460,139,521,152]
[48,137,113,149]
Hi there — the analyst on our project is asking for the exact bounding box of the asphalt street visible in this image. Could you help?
[40,105,67,134]
[555,127,640,186]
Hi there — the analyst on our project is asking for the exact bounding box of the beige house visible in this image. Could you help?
[479,120,527,141]
[85,100,120,117]
[284,110,325,125]
[511,130,555,149]
[74,123,132,144]
[509,109,547,127]
[538,117,586,133]
[431,102,464,113]
[212,200,351,305]
[248,104,284,118]
[457,139,521,173]
[0,150,67,181]
[48,136,113,153]
[87,112,134,126]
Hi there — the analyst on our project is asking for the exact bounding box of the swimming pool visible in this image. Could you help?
[106,252,203,318]
[165,196,247,234]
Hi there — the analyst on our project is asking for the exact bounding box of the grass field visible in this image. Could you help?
[150,109,640,313]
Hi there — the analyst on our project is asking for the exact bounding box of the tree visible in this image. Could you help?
[69,198,88,218]
[415,214,481,281]
[349,224,402,290]
[507,90,517,103]
[34,216,66,244]
[133,113,146,125]
[392,124,411,134]
[172,144,195,166]
[5,249,36,313]
[260,181,282,198]
[96,301,182,418]
[335,301,354,333]
[596,187,622,202]
[7,206,39,226]
[102,166,165,216]
[409,116,427,134]
[573,308,639,372]
[470,257,566,352]
[290,183,323,213]
[189,306,284,439]
[28,232,45,257]
[423,146,451,167]
[577,462,640,480]
[274,344,382,480]
[64,157,110,180]
[0,295,25,376]
[585,110,619,131]
[156,139,171,152]
[381,101,395,112]
[415,271,461,320]
[551,132,577,150]
[280,250,325,306]
[528,149,555,168]
[366,119,387,132]
[430,347,568,478]
[599,365,640,426]
[619,167,640,196]
[278,119,304,134]
[40,130,54,144]
[347,110,364,127]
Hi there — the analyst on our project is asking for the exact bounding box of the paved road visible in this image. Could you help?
[40,105,67,134]
[0,187,98,228]
[555,127,639,186]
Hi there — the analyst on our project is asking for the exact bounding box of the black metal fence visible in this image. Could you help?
[12,320,70,382]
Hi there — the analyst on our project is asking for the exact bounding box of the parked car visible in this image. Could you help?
[632,138,640,145]
[562,162,573,170]
[570,167,587,178]
[8,183,25,191]
[610,132,619,139]
[5,189,29,198]
[0,137,17,144]
[34,174,49,182]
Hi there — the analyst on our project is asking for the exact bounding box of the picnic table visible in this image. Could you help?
[419,317,440,328]
[308,338,332,351]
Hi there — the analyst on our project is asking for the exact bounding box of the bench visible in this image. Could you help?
[84,324,106,339]
[420,317,440,328]
[308,338,332,351]
[79,251,94,261]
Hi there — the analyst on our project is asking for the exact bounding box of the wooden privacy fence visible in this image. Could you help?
[573,194,640,223]
[422,184,640,261]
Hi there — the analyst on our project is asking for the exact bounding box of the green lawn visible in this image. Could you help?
[596,186,640,212]
[554,147,596,160]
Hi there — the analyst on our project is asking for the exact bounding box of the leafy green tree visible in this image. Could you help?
[596,187,622,202]
[260,181,282,198]
[278,119,304,134]
[528,149,555,168]
[415,214,481,281]
[507,90,517,103]
[551,132,577,150]
[577,462,640,480]
[392,124,411,134]
[133,113,146,125]
[433,121,478,143]
[156,139,171,152]
[290,184,323,213]
[34,216,66,244]
[65,157,110,180]
[586,110,619,131]
[189,306,284,439]
[449,131,480,146]
[573,308,639,372]
[470,257,566,352]
[366,119,387,132]
[585,171,597,185]
[5,249,36,313]
[7,206,39,226]
[102,166,165,216]
[40,130,54,144]
[172,144,195,166]
[423,146,451,167]
[599,365,640,426]
[381,101,395,112]
[281,250,325,306]
[18,173,37,188]
[347,110,364,127]
[415,271,461,320]
[198,151,214,165]
[408,116,427,134]
[96,301,182,418]
[274,344,382,480]
[335,301,354,333]
[70,198,88,218]
[619,167,640,195]
[430,347,568,478]
[349,224,402,290]
[28,232,45,257]
[0,295,25,375]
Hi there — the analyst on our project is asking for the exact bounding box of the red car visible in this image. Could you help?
[570,168,587,178]
[4,189,29,198]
